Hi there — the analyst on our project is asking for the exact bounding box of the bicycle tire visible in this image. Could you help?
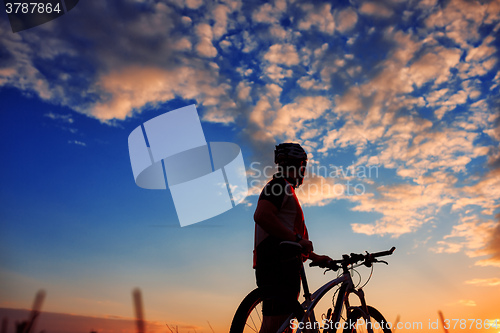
[230,289,264,333]
[230,289,305,333]
[342,306,391,333]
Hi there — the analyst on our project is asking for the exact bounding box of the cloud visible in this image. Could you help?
[452,169,500,215]
[465,36,496,63]
[68,140,87,147]
[432,213,500,268]
[351,125,494,238]
[408,47,462,87]
[336,7,358,33]
[0,0,498,262]
[44,113,74,124]
[0,1,213,120]
[212,4,231,39]
[465,278,500,287]
[350,181,449,237]
[263,44,300,66]
[474,217,500,268]
[295,175,348,207]
[90,64,231,121]
[195,23,218,58]
[458,299,476,307]
[270,96,331,139]
[185,0,203,9]
[252,0,286,25]
[173,37,192,51]
[298,3,335,34]
[359,2,394,18]
[425,0,500,48]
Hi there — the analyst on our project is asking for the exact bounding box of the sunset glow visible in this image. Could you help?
[0,0,499,332]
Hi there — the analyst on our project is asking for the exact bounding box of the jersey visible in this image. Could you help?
[253,175,309,268]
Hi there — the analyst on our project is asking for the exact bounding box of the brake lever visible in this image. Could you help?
[375,259,388,265]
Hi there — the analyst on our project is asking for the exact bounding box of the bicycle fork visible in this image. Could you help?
[347,288,377,333]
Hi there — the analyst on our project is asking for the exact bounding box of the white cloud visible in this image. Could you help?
[68,140,87,146]
[268,25,289,40]
[298,3,335,34]
[263,44,300,66]
[173,37,192,51]
[297,77,326,90]
[408,47,461,87]
[465,36,496,63]
[433,213,500,268]
[458,299,477,307]
[425,0,500,48]
[350,180,452,237]
[181,16,192,25]
[212,4,231,39]
[295,175,347,207]
[263,64,293,81]
[236,81,251,101]
[270,96,331,140]
[185,0,203,9]
[241,30,258,53]
[336,7,358,33]
[219,39,231,51]
[255,4,275,23]
[359,2,394,18]
[90,64,229,121]
[45,113,74,124]
[195,23,217,58]
[451,169,500,215]
[465,278,500,287]
[252,0,286,25]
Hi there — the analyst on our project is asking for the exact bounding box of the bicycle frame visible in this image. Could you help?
[276,263,374,333]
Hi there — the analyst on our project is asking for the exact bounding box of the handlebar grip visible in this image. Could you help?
[372,246,396,257]
[309,260,340,271]
[309,261,322,267]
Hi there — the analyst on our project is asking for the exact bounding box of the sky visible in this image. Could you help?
[0,0,499,332]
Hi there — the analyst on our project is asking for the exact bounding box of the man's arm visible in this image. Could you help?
[309,252,332,264]
[254,199,313,254]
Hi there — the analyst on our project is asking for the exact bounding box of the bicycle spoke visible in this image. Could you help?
[256,303,262,324]
[247,313,259,332]
[245,320,258,333]
[244,302,263,333]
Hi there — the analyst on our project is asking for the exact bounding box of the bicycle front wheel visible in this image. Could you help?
[230,288,264,333]
[343,306,391,333]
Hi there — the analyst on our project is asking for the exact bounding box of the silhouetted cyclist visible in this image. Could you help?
[253,143,332,333]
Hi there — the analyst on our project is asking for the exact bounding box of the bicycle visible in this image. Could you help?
[230,244,396,333]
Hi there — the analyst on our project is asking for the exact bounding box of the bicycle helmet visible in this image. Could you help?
[274,143,308,165]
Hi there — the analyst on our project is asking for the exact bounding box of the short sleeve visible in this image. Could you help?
[258,177,287,210]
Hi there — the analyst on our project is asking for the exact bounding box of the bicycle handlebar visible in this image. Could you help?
[309,246,396,271]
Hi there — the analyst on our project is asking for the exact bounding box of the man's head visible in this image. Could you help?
[274,143,308,187]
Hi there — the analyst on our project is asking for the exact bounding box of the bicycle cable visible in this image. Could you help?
[350,265,362,288]
[358,263,374,289]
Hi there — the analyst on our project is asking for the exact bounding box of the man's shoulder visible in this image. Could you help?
[259,176,294,208]
[265,176,287,187]
[261,176,289,195]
